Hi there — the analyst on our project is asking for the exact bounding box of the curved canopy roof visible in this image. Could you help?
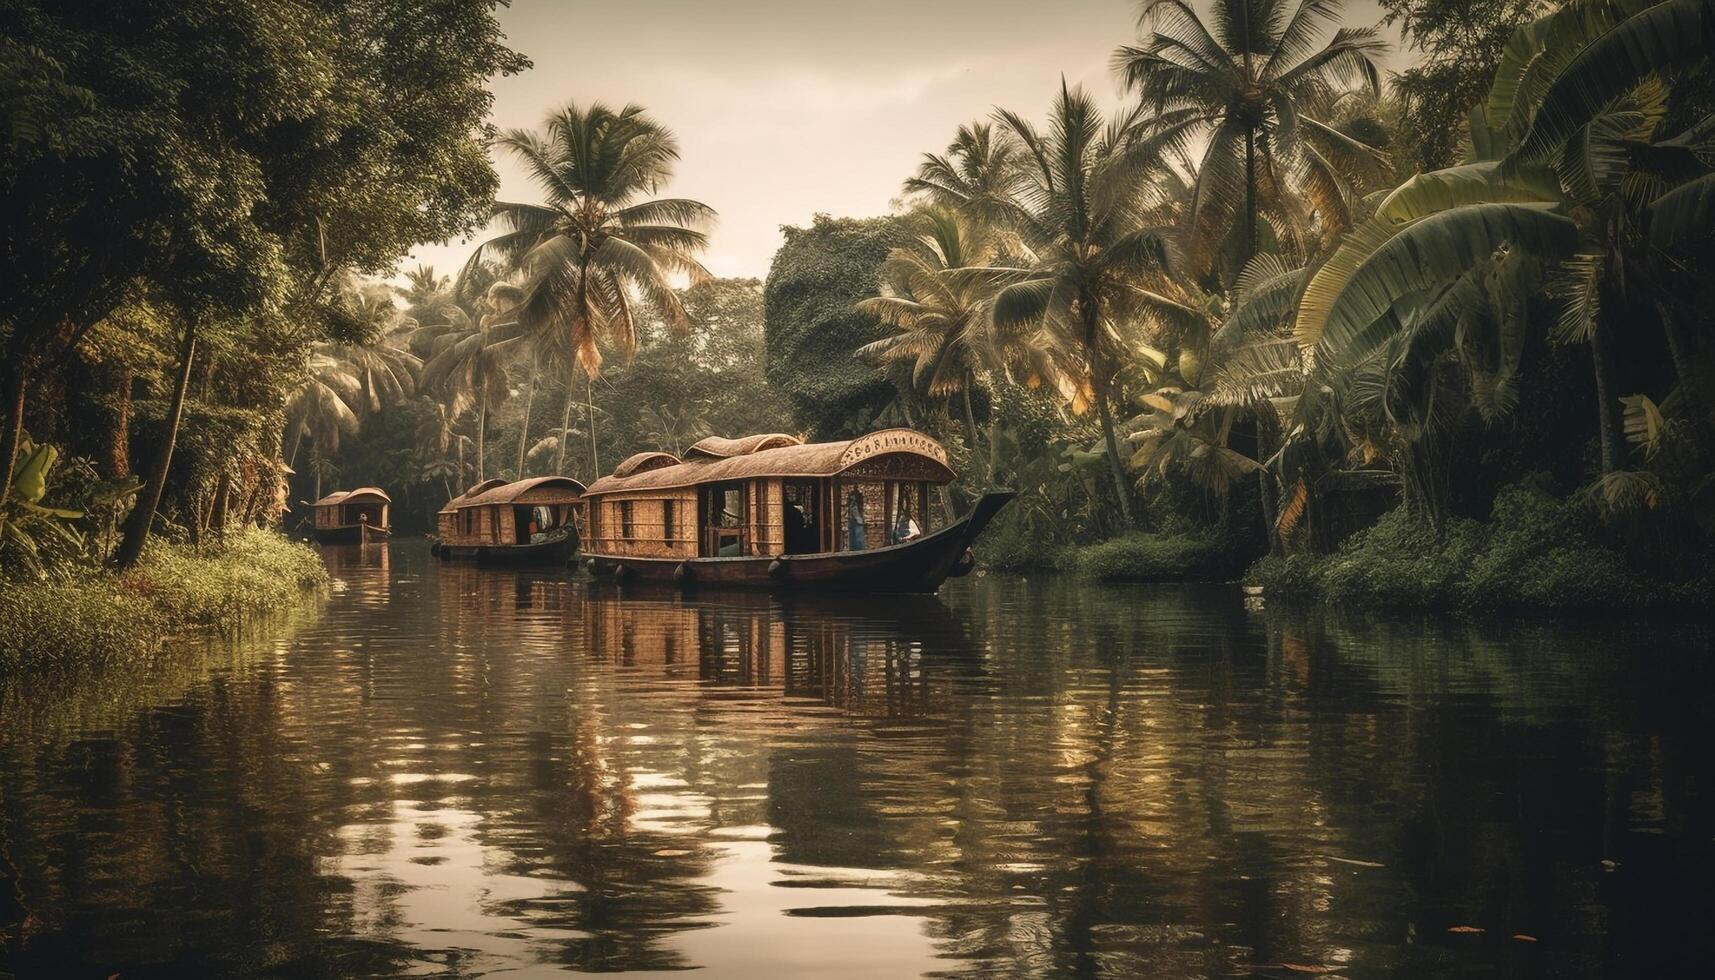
[585,429,953,497]
[314,487,390,508]
[683,433,802,460]
[612,451,681,478]
[450,476,586,510]
[438,478,509,515]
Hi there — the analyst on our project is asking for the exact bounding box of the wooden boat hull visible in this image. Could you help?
[584,491,1015,593]
[434,533,579,566]
[312,524,391,545]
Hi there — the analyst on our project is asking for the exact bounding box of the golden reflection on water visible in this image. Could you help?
[1,541,1712,977]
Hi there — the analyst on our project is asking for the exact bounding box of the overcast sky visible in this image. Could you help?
[401,0,1399,283]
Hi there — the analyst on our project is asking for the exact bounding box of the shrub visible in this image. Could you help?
[1073,528,1256,582]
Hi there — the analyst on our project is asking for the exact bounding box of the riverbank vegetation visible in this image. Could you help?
[5,0,1713,618]
[0,527,327,670]
[758,0,1715,606]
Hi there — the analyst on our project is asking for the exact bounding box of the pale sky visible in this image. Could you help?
[400,0,1399,283]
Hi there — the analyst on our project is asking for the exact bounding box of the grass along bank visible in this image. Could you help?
[0,528,327,672]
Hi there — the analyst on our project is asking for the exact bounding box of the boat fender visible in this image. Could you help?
[610,562,629,581]
[673,562,693,585]
[767,558,787,579]
[429,542,440,558]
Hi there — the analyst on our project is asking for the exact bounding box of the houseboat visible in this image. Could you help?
[431,476,586,565]
[579,430,1014,593]
[310,487,392,544]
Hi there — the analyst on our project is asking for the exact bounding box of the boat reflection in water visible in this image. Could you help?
[3,542,1713,978]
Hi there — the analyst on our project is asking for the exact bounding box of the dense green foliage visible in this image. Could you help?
[1,0,523,575]
[1073,528,1257,583]
[764,214,905,438]
[0,528,326,670]
[1250,481,1714,610]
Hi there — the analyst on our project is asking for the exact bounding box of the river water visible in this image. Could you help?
[2,541,1711,978]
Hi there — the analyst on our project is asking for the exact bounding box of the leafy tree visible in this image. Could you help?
[765,214,906,437]
[0,0,525,564]
[1375,0,1545,171]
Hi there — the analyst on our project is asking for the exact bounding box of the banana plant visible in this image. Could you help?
[2,439,86,578]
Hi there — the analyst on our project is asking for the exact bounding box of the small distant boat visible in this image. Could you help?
[579,429,1013,593]
[431,476,586,565]
[309,487,392,544]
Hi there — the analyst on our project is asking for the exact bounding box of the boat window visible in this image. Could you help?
[461,509,474,535]
[620,500,634,540]
[662,498,676,544]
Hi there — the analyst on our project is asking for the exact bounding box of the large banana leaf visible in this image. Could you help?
[1509,0,1715,167]
[1483,0,1663,151]
[1295,163,1559,347]
[1315,203,1580,366]
[1648,172,1715,248]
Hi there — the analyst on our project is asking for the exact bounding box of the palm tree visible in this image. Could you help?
[1114,0,1389,277]
[461,101,716,380]
[987,82,1194,527]
[284,351,363,470]
[414,282,526,483]
[856,207,1052,482]
[904,122,1028,226]
[395,264,450,313]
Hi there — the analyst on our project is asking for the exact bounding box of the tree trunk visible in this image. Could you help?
[476,391,488,483]
[0,364,26,516]
[515,372,536,479]
[960,382,983,488]
[115,321,197,569]
[586,374,600,480]
[1094,383,1135,530]
[1658,300,1707,425]
[1589,319,1623,474]
[1243,127,1258,272]
[555,389,573,475]
[211,467,231,540]
[1083,295,1134,529]
[107,369,132,479]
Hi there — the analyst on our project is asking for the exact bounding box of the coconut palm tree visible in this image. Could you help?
[414,283,526,483]
[904,122,1028,226]
[987,82,1198,528]
[1113,0,1389,277]
[284,351,363,470]
[856,206,1057,482]
[461,101,716,380]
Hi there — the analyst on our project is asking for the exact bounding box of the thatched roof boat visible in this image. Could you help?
[581,429,1012,593]
[432,476,586,565]
[310,487,391,544]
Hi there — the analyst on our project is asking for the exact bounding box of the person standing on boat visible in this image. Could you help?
[846,489,866,550]
[893,498,920,544]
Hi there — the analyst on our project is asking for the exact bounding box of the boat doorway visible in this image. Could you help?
[699,482,748,557]
[782,479,824,554]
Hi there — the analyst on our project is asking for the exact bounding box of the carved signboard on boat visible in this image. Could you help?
[838,429,949,469]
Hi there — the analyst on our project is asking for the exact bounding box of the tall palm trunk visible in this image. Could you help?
[555,389,573,475]
[515,370,536,479]
[960,381,983,488]
[1084,298,1135,528]
[116,320,197,569]
[1243,127,1258,272]
[211,468,231,540]
[586,374,600,479]
[1658,300,1707,424]
[1589,318,1623,474]
[475,390,488,483]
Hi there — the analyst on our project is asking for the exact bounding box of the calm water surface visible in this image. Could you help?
[2,541,1712,978]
